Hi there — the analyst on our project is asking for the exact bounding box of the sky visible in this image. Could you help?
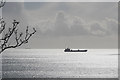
[5,0,120,2]
[2,2,118,49]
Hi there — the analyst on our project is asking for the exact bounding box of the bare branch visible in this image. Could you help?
[0,20,36,54]
[0,1,36,54]
[0,19,6,34]
[0,0,5,8]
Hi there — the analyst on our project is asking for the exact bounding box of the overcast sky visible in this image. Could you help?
[2,2,118,49]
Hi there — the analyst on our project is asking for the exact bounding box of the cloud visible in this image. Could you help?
[2,2,117,49]
[22,2,117,38]
[90,21,108,36]
[105,17,118,34]
[30,11,117,37]
[4,2,117,37]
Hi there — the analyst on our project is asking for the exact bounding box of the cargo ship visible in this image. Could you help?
[64,48,87,52]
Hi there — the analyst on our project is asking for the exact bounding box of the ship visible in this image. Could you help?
[64,48,87,52]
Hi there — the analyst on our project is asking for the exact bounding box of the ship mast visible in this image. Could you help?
[65,39,70,49]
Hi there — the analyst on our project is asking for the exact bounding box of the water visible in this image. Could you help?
[2,49,118,78]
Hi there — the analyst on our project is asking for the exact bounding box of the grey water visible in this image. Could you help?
[1,49,118,78]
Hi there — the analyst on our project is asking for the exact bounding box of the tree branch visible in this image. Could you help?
[0,20,36,54]
[0,1,36,54]
[0,0,5,8]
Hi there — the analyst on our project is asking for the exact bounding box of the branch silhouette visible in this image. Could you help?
[0,0,5,8]
[0,20,36,53]
[0,0,36,54]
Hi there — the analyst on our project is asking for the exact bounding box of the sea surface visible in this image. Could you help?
[1,49,118,78]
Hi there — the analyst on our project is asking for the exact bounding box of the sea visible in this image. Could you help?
[0,49,118,78]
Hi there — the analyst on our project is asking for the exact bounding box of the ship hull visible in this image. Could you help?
[64,50,87,52]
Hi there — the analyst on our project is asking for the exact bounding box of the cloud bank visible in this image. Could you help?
[31,11,117,37]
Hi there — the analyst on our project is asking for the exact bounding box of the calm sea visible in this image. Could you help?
[1,49,118,78]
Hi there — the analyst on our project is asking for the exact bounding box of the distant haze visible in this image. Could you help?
[3,2,118,49]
